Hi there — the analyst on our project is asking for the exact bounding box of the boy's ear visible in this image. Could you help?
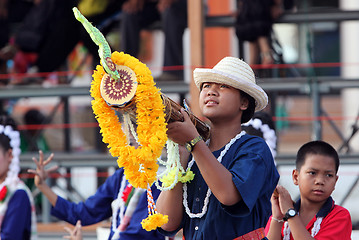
[240,97,249,111]
[292,169,299,186]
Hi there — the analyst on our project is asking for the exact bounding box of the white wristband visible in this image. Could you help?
[272,217,284,223]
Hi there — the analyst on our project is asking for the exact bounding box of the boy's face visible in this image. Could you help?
[199,82,248,122]
[293,154,338,204]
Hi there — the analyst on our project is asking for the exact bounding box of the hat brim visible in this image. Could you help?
[193,68,268,111]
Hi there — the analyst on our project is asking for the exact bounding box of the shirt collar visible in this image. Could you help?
[294,196,334,218]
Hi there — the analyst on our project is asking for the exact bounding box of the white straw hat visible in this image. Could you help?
[193,57,268,111]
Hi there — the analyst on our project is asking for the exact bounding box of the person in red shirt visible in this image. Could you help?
[265,140,352,240]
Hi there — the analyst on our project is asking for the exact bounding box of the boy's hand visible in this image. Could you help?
[64,220,82,240]
[167,108,199,145]
[27,151,58,187]
[276,185,294,215]
[270,187,284,219]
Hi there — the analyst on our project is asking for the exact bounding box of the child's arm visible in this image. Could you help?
[27,150,58,206]
[190,139,242,205]
[156,179,185,231]
[266,188,284,240]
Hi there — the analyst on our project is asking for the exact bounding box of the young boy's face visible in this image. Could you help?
[199,82,248,122]
[293,154,338,204]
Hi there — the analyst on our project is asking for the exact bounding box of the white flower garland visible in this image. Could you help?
[155,139,184,191]
[183,131,246,218]
[242,118,277,158]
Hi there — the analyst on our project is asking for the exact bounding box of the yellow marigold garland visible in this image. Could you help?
[91,51,169,230]
[90,51,167,189]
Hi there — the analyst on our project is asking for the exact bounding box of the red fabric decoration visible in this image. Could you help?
[121,185,133,203]
[0,186,8,202]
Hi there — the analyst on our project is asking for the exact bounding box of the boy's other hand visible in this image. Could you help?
[271,187,284,219]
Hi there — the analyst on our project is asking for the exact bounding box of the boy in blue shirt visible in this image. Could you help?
[156,57,279,239]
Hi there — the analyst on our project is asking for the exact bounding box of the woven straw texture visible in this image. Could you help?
[193,57,268,111]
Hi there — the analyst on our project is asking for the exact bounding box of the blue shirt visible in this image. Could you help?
[160,134,279,240]
[51,169,164,240]
[1,190,32,240]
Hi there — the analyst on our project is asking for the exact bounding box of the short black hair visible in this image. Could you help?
[240,90,255,123]
[296,140,339,173]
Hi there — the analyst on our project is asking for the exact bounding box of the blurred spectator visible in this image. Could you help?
[1,0,124,85]
[20,108,49,152]
[2,0,193,84]
[0,0,37,81]
[120,0,188,82]
[235,0,284,66]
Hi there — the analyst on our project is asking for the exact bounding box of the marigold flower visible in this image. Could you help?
[141,213,168,231]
